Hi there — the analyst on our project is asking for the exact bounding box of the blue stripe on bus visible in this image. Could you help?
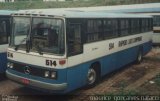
[143,41,152,55]
[7,41,152,93]
[0,52,7,73]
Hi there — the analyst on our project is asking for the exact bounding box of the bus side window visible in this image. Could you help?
[68,24,82,56]
[0,20,7,44]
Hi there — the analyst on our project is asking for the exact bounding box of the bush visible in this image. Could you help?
[0,0,160,10]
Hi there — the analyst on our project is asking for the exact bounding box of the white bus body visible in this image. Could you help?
[6,10,153,93]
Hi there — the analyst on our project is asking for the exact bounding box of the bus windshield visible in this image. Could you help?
[11,17,30,50]
[11,17,65,55]
[31,18,65,55]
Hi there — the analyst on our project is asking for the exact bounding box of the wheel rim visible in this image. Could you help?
[87,68,96,85]
[138,52,142,62]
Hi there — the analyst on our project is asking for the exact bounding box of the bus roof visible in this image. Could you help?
[0,10,16,16]
[20,3,160,14]
[13,9,152,19]
[22,3,160,13]
[72,3,160,12]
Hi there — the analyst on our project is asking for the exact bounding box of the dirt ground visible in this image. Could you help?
[0,47,160,101]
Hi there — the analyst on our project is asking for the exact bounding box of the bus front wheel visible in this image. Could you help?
[136,50,143,64]
[86,64,100,88]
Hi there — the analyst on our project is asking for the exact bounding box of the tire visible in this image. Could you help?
[136,50,143,64]
[86,66,100,88]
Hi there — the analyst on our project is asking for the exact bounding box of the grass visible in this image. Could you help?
[0,0,160,10]
[104,74,160,96]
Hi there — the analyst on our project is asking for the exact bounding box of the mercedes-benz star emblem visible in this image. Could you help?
[24,66,31,74]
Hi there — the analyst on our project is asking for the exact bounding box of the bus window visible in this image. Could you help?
[68,24,82,56]
[149,19,153,31]
[104,19,118,39]
[153,16,160,27]
[0,20,7,44]
[87,20,103,42]
[142,19,147,32]
[120,19,129,36]
[131,19,141,34]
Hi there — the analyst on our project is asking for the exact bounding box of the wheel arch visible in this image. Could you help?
[90,61,101,77]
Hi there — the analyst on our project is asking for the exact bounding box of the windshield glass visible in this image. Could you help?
[10,17,65,55]
[31,18,65,55]
[10,17,30,50]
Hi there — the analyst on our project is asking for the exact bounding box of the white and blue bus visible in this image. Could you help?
[6,10,153,93]
[153,15,160,45]
[0,10,13,74]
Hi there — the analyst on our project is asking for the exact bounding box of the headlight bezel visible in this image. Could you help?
[44,71,50,78]
[44,70,57,79]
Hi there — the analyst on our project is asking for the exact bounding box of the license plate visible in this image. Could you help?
[21,78,30,85]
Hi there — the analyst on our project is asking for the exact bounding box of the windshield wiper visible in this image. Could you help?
[36,45,43,55]
[14,37,27,51]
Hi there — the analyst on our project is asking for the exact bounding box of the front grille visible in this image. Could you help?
[11,62,55,78]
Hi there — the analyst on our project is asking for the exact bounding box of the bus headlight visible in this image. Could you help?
[7,62,14,69]
[44,71,50,77]
[7,62,11,68]
[44,71,57,79]
[10,63,14,68]
[51,71,57,79]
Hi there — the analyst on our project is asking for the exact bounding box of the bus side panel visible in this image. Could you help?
[66,45,140,92]
[66,61,95,92]
[66,56,117,92]
[65,40,152,92]
[143,41,152,55]
[101,45,138,76]
[116,46,138,68]
[101,53,116,76]
[152,33,160,45]
[0,52,7,73]
[67,54,117,91]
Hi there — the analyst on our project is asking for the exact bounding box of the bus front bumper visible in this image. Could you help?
[6,70,67,91]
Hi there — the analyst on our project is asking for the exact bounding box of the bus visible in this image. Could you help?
[0,10,13,74]
[153,15,160,45]
[6,10,153,94]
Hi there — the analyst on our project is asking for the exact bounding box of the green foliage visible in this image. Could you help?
[0,0,160,10]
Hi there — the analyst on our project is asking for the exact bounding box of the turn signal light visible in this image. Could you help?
[59,60,66,65]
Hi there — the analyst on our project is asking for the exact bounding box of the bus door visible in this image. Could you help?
[68,23,83,57]
[67,23,85,88]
